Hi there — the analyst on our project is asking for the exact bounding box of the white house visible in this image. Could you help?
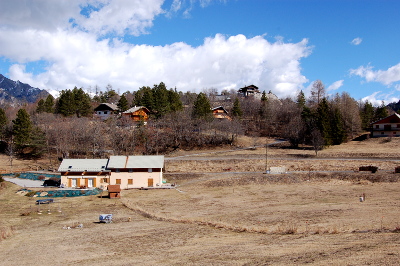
[94,103,119,120]
[371,113,400,137]
[59,155,164,189]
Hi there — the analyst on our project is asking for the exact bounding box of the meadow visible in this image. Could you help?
[1,137,400,265]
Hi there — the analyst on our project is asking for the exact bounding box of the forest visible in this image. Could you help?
[0,80,393,161]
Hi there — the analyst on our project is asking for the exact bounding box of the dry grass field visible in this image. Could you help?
[1,137,400,265]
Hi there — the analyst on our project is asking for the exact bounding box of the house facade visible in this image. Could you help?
[212,106,232,120]
[94,103,119,120]
[59,155,164,190]
[371,113,400,137]
[122,106,150,123]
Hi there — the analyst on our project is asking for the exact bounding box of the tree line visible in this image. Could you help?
[0,80,394,164]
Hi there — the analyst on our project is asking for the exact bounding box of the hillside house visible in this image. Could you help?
[122,106,150,123]
[238,85,261,98]
[371,113,400,137]
[212,106,232,120]
[59,155,164,190]
[94,103,119,120]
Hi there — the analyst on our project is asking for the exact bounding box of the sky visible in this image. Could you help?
[0,0,400,105]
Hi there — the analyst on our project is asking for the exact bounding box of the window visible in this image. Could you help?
[102,178,109,183]
[397,124,400,128]
[375,125,379,129]
[148,168,152,173]
[128,179,133,185]
[104,111,108,114]
[116,179,121,184]
[129,169,133,173]
[116,169,120,173]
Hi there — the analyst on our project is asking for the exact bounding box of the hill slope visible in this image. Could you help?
[0,74,49,104]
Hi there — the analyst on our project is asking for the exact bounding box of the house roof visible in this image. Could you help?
[107,155,164,169]
[212,106,228,113]
[94,103,118,112]
[372,113,400,124]
[123,106,150,114]
[58,159,109,172]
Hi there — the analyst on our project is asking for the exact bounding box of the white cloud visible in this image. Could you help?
[75,0,164,36]
[350,63,400,85]
[1,30,311,97]
[0,0,311,98]
[351,37,362,45]
[361,91,399,106]
[327,80,343,91]
[0,0,164,37]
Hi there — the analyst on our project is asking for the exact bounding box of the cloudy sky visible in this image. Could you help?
[0,0,399,105]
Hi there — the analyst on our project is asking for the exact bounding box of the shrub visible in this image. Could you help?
[25,191,37,197]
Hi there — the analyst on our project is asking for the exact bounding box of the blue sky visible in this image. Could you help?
[0,0,400,105]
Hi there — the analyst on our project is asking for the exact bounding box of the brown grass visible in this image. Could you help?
[1,137,400,265]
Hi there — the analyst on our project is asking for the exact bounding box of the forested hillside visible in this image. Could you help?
[0,80,394,160]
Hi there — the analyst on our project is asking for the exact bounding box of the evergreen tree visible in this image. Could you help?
[0,108,7,139]
[56,88,92,117]
[261,90,267,102]
[360,100,375,130]
[56,90,76,116]
[12,109,33,148]
[72,87,92,117]
[374,101,388,122]
[117,94,129,112]
[330,107,346,145]
[153,82,170,118]
[29,126,47,158]
[296,90,306,109]
[316,98,332,145]
[141,87,155,111]
[168,88,183,112]
[36,99,46,113]
[44,94,55,113]
[192,92,212,120]
[232,97,243,117]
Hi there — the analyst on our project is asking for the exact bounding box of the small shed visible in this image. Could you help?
[108,185,121,198]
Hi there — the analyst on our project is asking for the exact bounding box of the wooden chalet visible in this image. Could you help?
[212,106,232,120]
[94,103,119,120]
[122,106,150,123]
[371,113,400,137]
[238,85,261,98]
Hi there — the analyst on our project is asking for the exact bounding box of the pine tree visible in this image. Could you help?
[296,90,306,109]
[36,99,46,113]
[232,97,243,117]
[117,94,129,112]
[72,87,92,117]
[168,88,183,112]
[360,100,374,130]
[44,94,55,113]
[56,90,76,116]
[330,107,345,145]
[192,92,212,120]
[12,109,33,148]
[374,101,388,122]
[0,108,7,139]
[316,98,332,145]
[153,82,170,118]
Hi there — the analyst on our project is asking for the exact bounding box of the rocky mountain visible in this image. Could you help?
[0,74,49,105]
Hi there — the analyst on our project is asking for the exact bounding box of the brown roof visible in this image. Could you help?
[108,185,121,192]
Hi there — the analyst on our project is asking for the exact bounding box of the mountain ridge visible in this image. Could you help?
[0,74,49,105]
